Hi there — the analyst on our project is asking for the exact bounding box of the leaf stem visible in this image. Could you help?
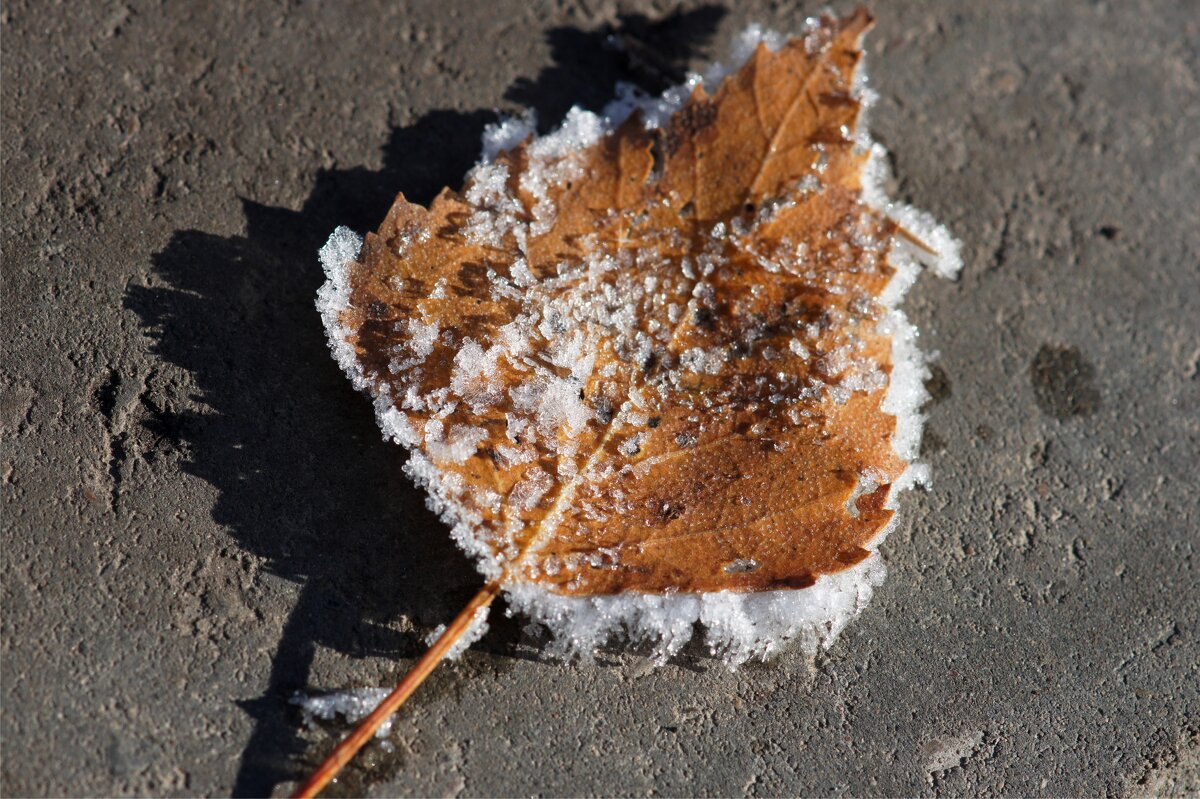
[291,581,501,799]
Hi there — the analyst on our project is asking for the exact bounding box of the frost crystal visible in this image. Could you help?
[292,688,395,738]
[423,604,491,660]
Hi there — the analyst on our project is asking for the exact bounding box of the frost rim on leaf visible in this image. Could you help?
[316,21,962,668]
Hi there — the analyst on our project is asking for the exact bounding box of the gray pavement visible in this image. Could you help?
[2,1,1198,796]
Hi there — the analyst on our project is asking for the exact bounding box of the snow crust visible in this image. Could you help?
[316,19,962,669]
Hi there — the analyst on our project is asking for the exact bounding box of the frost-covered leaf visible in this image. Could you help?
[318,9,960,665]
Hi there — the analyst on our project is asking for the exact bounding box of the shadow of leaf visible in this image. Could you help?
[507,5,727,127]
[128,6,726,796]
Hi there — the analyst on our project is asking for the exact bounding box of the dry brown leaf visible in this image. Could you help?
[318,7,958,654]
[301,10,962,795]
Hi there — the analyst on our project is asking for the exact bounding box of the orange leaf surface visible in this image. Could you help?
[318,8,959,663]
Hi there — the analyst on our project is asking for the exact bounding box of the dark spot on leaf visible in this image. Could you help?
[648,416,661,428]
[648,133,666,180]
[817,90,856,107]
[834,547,871,566]
[769,573,816,590]
[665,98,717,155]
[641,350,659,374]
[455,261,489,293]
[809,124,850,144]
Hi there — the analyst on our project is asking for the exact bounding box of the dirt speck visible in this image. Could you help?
[1030,344,1100,419]
[920,729,984,776]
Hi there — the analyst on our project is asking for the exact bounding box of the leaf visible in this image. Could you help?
[303,9,962,794]
[319,7,961,645]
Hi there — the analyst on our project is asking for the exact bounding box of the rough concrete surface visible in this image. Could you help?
[2,1,1198,796]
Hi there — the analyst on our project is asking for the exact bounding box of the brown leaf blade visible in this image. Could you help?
[318,8,959,662]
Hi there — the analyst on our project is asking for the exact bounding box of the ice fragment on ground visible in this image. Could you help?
[292,688,394,738]
[422,604,491,660]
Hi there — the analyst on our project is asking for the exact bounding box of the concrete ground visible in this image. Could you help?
[3,0,1198,796]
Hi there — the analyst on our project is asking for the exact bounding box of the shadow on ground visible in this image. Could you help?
[127,7,725,796]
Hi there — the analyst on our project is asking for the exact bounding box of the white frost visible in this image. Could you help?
[423,603,491,660]
[316,226,366,391]
[506,553,886,668]
[480,109,537,163]
[292,688,394,738]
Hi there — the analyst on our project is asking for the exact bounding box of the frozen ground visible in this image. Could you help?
[2,1,1197,796]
